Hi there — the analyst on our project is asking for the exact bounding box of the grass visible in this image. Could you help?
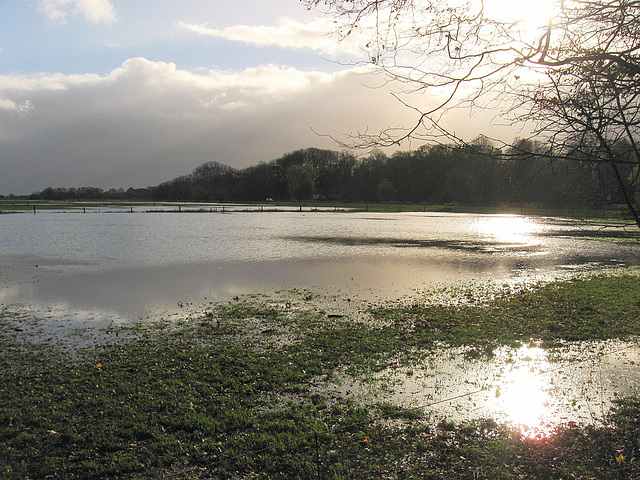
[371,273,640,353]
[1,273,640,478]
[266,200,638,221]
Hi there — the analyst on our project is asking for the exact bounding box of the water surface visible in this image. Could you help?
[1,209,638,320]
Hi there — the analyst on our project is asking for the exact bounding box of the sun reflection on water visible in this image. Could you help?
[492,346,556,437]
[474,215,543,246]
[319,339,640,442]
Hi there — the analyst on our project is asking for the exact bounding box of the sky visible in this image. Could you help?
[0,0,512,195]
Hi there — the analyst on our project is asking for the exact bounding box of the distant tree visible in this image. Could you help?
[191,161,237,202]
[106,188,125,199]
[377,178,397,202]
[192,161,234,179]
[76,187,104,199]
[238,162,283,201]
[22,142,621,207]
[286,164,318,200]
[329,152,358,199]
[125,187,152,200]
[313,150,357,200]
[463,137,502,206]
[351,150,388,202]
[412,144,455,204]
[153,175,193,201]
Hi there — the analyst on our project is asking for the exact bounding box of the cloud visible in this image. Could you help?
[0,98,33,115]
[38,0,117,25]
[0,97,18,111]
[0,57,516,195]
[177,18,362,56]
[0,58,415,194]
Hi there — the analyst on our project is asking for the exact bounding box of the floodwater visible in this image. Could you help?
[317,341,640,437]
[1,208,639,321]
[2,206,640,433]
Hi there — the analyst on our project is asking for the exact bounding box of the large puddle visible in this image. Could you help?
[314,340,640,437]
[1,209,639,322]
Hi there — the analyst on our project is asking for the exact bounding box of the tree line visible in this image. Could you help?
[20,137,636,211]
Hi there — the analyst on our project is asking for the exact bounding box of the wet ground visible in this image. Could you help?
[2,280,639,438]
[313,339,640,438]
[2,209,640,434]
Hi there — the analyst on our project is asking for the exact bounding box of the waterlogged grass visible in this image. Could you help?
[1,274,640,478]
[372,273,640,354]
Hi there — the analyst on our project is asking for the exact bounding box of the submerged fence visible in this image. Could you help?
[1,200,636,221]
[0,201,357,215]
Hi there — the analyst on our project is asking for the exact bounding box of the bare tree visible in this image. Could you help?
[303,0,640,225]
[514,1,640,225]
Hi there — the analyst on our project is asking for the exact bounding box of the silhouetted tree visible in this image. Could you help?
[303,0,640,225]
[191,161,237,202]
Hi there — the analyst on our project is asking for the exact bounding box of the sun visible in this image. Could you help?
[482,0,557,27]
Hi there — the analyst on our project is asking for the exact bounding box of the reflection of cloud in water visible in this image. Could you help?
[2,257,506,320]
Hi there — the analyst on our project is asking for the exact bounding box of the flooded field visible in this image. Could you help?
[315,340,640,438]
[1,207,639,321]
[1,205,640,436]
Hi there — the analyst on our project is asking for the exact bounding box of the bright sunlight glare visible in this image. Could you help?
[473,215,543,244]
[482,0,556,27]
[493,346,555,437]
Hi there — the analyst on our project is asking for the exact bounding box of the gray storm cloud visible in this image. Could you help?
[0,58,417,195]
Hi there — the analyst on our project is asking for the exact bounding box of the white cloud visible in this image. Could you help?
[177,18,362,56]
[38,0,117,25]
[0,96,34,115]
[0,97,17,111]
